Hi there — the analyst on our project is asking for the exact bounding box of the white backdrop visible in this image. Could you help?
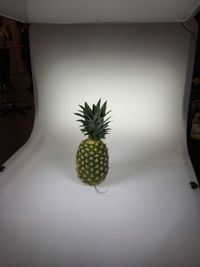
[0,23,200,267]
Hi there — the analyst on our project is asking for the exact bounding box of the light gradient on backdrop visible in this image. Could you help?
[30,23,193,163]
[0,23,200,267]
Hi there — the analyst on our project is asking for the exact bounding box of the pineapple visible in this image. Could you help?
[75,99,111,185]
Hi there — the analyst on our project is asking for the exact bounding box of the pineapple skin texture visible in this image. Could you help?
[76,138,109,185]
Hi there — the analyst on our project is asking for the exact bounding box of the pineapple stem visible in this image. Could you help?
[88,136,100,141]
[94,185,108,194]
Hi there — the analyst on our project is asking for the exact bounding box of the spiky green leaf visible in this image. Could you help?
[75,99,112,139]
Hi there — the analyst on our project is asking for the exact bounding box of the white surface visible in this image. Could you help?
[1,0,200,23]
[0,23,200,266]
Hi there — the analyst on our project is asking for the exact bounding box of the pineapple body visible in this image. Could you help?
[76,138,109,185]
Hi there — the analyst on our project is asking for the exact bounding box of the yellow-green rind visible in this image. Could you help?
[76,138,109,185]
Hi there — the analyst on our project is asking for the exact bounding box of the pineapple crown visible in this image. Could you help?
[75,99,112,140]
